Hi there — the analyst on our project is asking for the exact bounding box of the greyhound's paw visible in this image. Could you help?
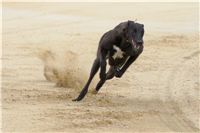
[91,89,98,95]
[72,98,79,101]
[72,97,82,101]
[115,69,122,78]
[72,98,78,101]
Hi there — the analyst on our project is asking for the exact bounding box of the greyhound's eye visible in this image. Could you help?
[126,39,129,42]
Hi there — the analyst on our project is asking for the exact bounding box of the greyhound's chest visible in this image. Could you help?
[107,45,129,67]
[111,45,125,59]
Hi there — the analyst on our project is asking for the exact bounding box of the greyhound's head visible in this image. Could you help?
[121,20,144,55]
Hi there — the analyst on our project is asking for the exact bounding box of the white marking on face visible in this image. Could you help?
[112,45,124,59]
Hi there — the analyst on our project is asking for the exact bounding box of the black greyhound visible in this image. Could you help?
[73,20,144,101]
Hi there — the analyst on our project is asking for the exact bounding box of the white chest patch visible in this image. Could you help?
[112,45,124,59]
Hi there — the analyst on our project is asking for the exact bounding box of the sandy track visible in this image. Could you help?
[2,3,199,132]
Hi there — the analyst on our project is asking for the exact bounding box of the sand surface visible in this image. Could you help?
[2,3,199,132]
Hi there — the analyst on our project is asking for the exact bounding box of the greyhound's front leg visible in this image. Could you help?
[95,66,115,92]
[99,50,107,80]
[93,49,108,93]
[115,55,139,78]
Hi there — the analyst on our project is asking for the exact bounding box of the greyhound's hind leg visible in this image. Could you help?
[73,58,100,101]
[95,66,115,92]
[106,66,115,80]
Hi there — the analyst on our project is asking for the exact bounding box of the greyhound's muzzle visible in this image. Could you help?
[131,39,140,50]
